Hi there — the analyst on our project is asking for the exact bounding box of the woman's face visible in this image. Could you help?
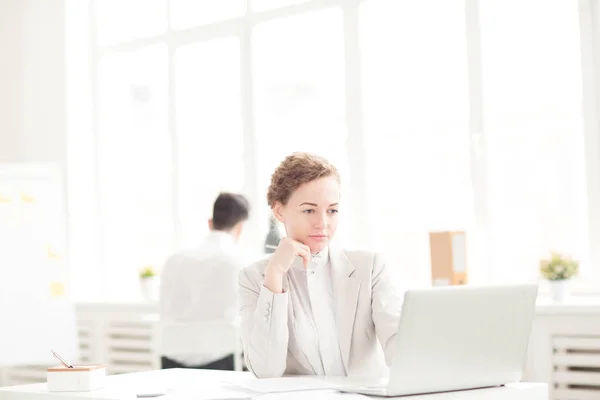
[273,176,340,253]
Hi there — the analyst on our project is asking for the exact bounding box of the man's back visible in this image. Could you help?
[159,230,244,366]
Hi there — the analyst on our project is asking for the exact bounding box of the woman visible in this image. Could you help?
[238,152,402,378]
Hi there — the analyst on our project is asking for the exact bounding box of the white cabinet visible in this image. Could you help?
[524,303,600,400]
[3,299,600,400]
[0,303,160,387]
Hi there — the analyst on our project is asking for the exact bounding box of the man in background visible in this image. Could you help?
[159,192,250,370]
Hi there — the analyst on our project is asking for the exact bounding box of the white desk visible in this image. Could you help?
[0,369,548,400]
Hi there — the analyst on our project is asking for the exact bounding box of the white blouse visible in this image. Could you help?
[286,247,346,376]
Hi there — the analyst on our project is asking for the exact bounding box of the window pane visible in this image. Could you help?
[176,38,245,249]
[170,0,245,30]
[95,0,167,46]
[251,0,310,12]
[97,44,172,300]
[253,9,352,245]
[480,0,587,283]
[360,0,472,286]
[67,0,99,301]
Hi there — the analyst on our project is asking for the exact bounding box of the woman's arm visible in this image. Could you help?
[371,253,404,367]
[238,267,289,378]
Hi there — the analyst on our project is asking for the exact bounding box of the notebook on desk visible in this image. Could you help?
[339,284,538,397]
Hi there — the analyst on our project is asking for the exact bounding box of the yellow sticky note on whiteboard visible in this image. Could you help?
[50,282,65,297]
[47,247,61,260]
[21,193,35,203]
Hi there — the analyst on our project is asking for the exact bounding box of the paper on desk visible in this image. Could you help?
[161,388,367,400]
[258,389,369,399]
[231,377,343,394]
[162,388,253,400]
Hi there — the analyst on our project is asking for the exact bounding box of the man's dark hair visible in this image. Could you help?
[212,192,250,231]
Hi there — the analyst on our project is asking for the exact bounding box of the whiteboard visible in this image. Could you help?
[0,164,78,366]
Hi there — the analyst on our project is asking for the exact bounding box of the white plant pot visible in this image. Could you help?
[549,280,567,303]
[139,277,159,302]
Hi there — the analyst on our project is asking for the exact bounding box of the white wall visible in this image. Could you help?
[0,0,24,159]
[580,0,600,284]
[0,0,74,294]
[0,0,67,166]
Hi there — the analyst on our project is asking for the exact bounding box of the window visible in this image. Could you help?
[360,0,472,286]
[95,0,167,46]
[479,0,588,284]
[69,0,597,300]
[66,0,98,301]
[169,0,245,30]
[175,37,245,249]
[251,0,311,13]
[97,44,173,298]
[252,8,353,245]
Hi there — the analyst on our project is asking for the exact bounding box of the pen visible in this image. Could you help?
[51,349,74,368]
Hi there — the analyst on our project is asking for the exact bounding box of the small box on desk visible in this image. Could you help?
[429,231,468,286]
[47,364,106,392]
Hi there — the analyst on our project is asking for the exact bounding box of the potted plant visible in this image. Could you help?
[139,265,159,302]
[539,252,579,303]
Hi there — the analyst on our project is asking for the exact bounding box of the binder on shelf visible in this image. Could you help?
[429,231,468,286]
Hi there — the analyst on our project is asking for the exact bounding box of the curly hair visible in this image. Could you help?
[267,152,340,207]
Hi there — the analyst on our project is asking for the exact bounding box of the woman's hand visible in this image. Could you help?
[263,237,311,293]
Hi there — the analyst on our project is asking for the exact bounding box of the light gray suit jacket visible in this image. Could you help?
[238,246,403,378]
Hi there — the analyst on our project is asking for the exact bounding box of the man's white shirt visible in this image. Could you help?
[159,230,244,366]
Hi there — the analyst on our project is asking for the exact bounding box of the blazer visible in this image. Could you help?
[238,246,403,378]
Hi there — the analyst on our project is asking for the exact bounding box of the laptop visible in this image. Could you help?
[339,283,538,397]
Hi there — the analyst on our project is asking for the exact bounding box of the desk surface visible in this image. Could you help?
[0,369,548,400]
